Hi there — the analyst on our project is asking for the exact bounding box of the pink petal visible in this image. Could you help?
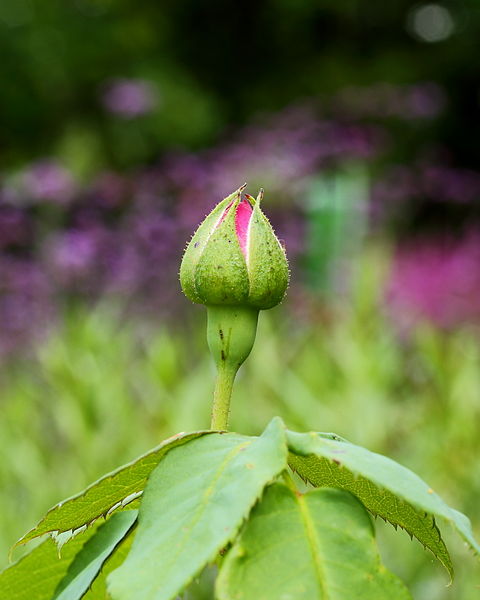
[235,197,253,258]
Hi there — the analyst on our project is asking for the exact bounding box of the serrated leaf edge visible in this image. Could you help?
[107,417,289,600]
[14,431,215,551]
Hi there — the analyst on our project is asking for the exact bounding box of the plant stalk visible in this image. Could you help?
[211,363,237,430]
[207,305,259,430]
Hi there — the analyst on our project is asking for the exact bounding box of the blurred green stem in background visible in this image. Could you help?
[304,164,369,294]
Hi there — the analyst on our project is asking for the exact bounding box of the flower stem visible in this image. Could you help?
[206,305,259,430]
[211,363,237,430]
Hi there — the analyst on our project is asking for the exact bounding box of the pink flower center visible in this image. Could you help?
[215,196,253,260]
[235,198,253,259]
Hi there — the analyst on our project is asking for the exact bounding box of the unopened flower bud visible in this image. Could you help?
[180,185,289,430]
[180,185,289,310]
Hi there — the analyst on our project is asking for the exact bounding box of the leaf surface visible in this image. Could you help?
[17,431,211,547]
[83,527,136,600]
[0,523,100,600]
[287,430,480,578]
[108,417,288,600]
[53,510,137,600]
[217,483,412,600]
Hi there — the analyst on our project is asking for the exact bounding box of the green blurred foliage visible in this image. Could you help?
[1,0,480,170]
[0,0,224,170]
[1,245,479,597]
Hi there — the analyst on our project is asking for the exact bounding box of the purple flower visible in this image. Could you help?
[405,83,446,119]
[333,82,446,121]
[49,229,99,273]
[90,171,130,209]
[371,162,480,226]
[0,257,54,357]
[422,166,480,204]
[44,228,107,295]
[21,160,76,204]
[0,205,30,249]
[387,230,480,329]
[101,78,158,118]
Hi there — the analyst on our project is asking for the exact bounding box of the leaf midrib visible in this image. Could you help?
[296,494,329,600]
[159,440,252,575]
[289,452,453,576]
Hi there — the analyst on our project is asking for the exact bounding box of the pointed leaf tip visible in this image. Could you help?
[264,415,286,434]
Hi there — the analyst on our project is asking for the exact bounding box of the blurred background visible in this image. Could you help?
[1,0,479,597]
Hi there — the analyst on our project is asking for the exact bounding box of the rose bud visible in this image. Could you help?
[180,185,289,430]
[180,184,289,309]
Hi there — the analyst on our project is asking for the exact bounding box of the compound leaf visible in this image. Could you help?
[17,431,211,547]
[287,430,480,578]
[107,417,288,600]
[217,483,412,600]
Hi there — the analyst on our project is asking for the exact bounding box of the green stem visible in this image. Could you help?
[211,363,237,430]
[207,305,259,430]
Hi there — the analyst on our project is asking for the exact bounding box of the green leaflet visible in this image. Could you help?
[52,511,137,600]
[0,522,101,600]
[107,417,288,600]
[83,527,136,600]
[287,430,480,578]
[17,431,212,547]
[216,483,412,600]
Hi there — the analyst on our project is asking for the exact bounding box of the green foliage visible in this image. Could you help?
[217,484,411,600]
[2,416,478,599]
[52,511,137,600]
[1,0,478,168]
[108,418,287,600]
[17,431,211,547]
[0,512,136,600]
[288,431,480,579]
[0,522,101,600]
[83,530,135,600]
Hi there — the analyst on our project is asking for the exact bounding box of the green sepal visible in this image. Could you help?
[247,191,289,309]
[180,185,245,304]
[193,192,249,306]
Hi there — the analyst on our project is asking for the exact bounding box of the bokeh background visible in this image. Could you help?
[1,0,480,597]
